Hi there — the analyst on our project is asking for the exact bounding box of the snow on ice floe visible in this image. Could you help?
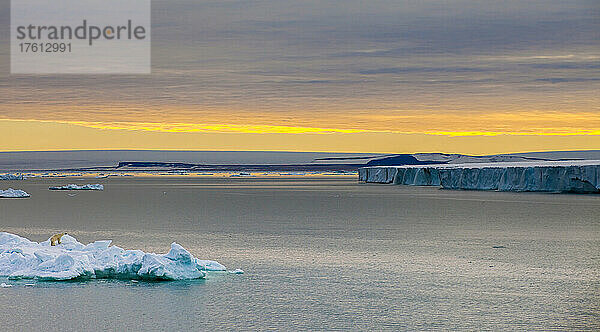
[0,188,30,198]
[49,184,104,191]
[0,232,229,281]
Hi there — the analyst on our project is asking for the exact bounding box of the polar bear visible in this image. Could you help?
[50,233,66,246]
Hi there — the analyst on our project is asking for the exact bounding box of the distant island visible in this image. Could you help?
[1,150,599,173]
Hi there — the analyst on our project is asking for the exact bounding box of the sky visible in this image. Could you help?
[1,0,599,154]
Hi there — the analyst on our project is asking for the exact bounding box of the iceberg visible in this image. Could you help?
[49,184,104,191]
[230,172,253,177]
[0,188,30,198]
[0,174,24,181]
[359,160,600,193]
[0,232,228,281]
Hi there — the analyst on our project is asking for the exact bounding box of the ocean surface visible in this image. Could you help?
[0,177,598,331]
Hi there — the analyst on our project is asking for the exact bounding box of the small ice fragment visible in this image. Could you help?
[228,269,244,274]
[1,282,12,288]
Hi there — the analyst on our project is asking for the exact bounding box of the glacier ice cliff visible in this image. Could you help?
[49,184,104,191]
[358,161,600,193]
[0,188,30,198]
[0,233,229,281]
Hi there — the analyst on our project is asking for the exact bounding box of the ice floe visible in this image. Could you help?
[0,174,24,181]
[228,268,244,274]
[49,184,104,191]
[0,232,228,281]
[0,188,30,198]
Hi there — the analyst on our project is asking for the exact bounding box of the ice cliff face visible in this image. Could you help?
[0,233,228,281]
[358,161,600,193]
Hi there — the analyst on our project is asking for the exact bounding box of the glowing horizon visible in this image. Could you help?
[1,118,599,155]
[2,108,600,136]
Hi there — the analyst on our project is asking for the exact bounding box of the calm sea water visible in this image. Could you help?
[1,177,599,331]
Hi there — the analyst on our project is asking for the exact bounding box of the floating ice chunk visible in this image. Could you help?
[1,282,12,288]
[228,269,244,274]
[0,174,24,181]
[49,184,104,191]
[230,172,253,177]
[0,188,30,198]
[0,232,229,281]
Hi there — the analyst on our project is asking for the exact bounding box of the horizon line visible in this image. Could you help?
[1,148,599,156]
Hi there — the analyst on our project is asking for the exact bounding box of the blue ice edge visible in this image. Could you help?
[0,232,243,281]
[359,160,600,193]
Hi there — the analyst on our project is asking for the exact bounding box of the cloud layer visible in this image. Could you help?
[0,0,599,151]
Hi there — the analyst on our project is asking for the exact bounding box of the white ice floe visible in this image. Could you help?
[359,160,600,193]
[49,184,104,191]
[0,232,227,281]
[0,174,24,181]
[228,268,244,274]
[230,172,253,177]
[0,188,30,198]
[0,282,12,287]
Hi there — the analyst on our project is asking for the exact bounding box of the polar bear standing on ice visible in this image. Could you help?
[50,233,66,246]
